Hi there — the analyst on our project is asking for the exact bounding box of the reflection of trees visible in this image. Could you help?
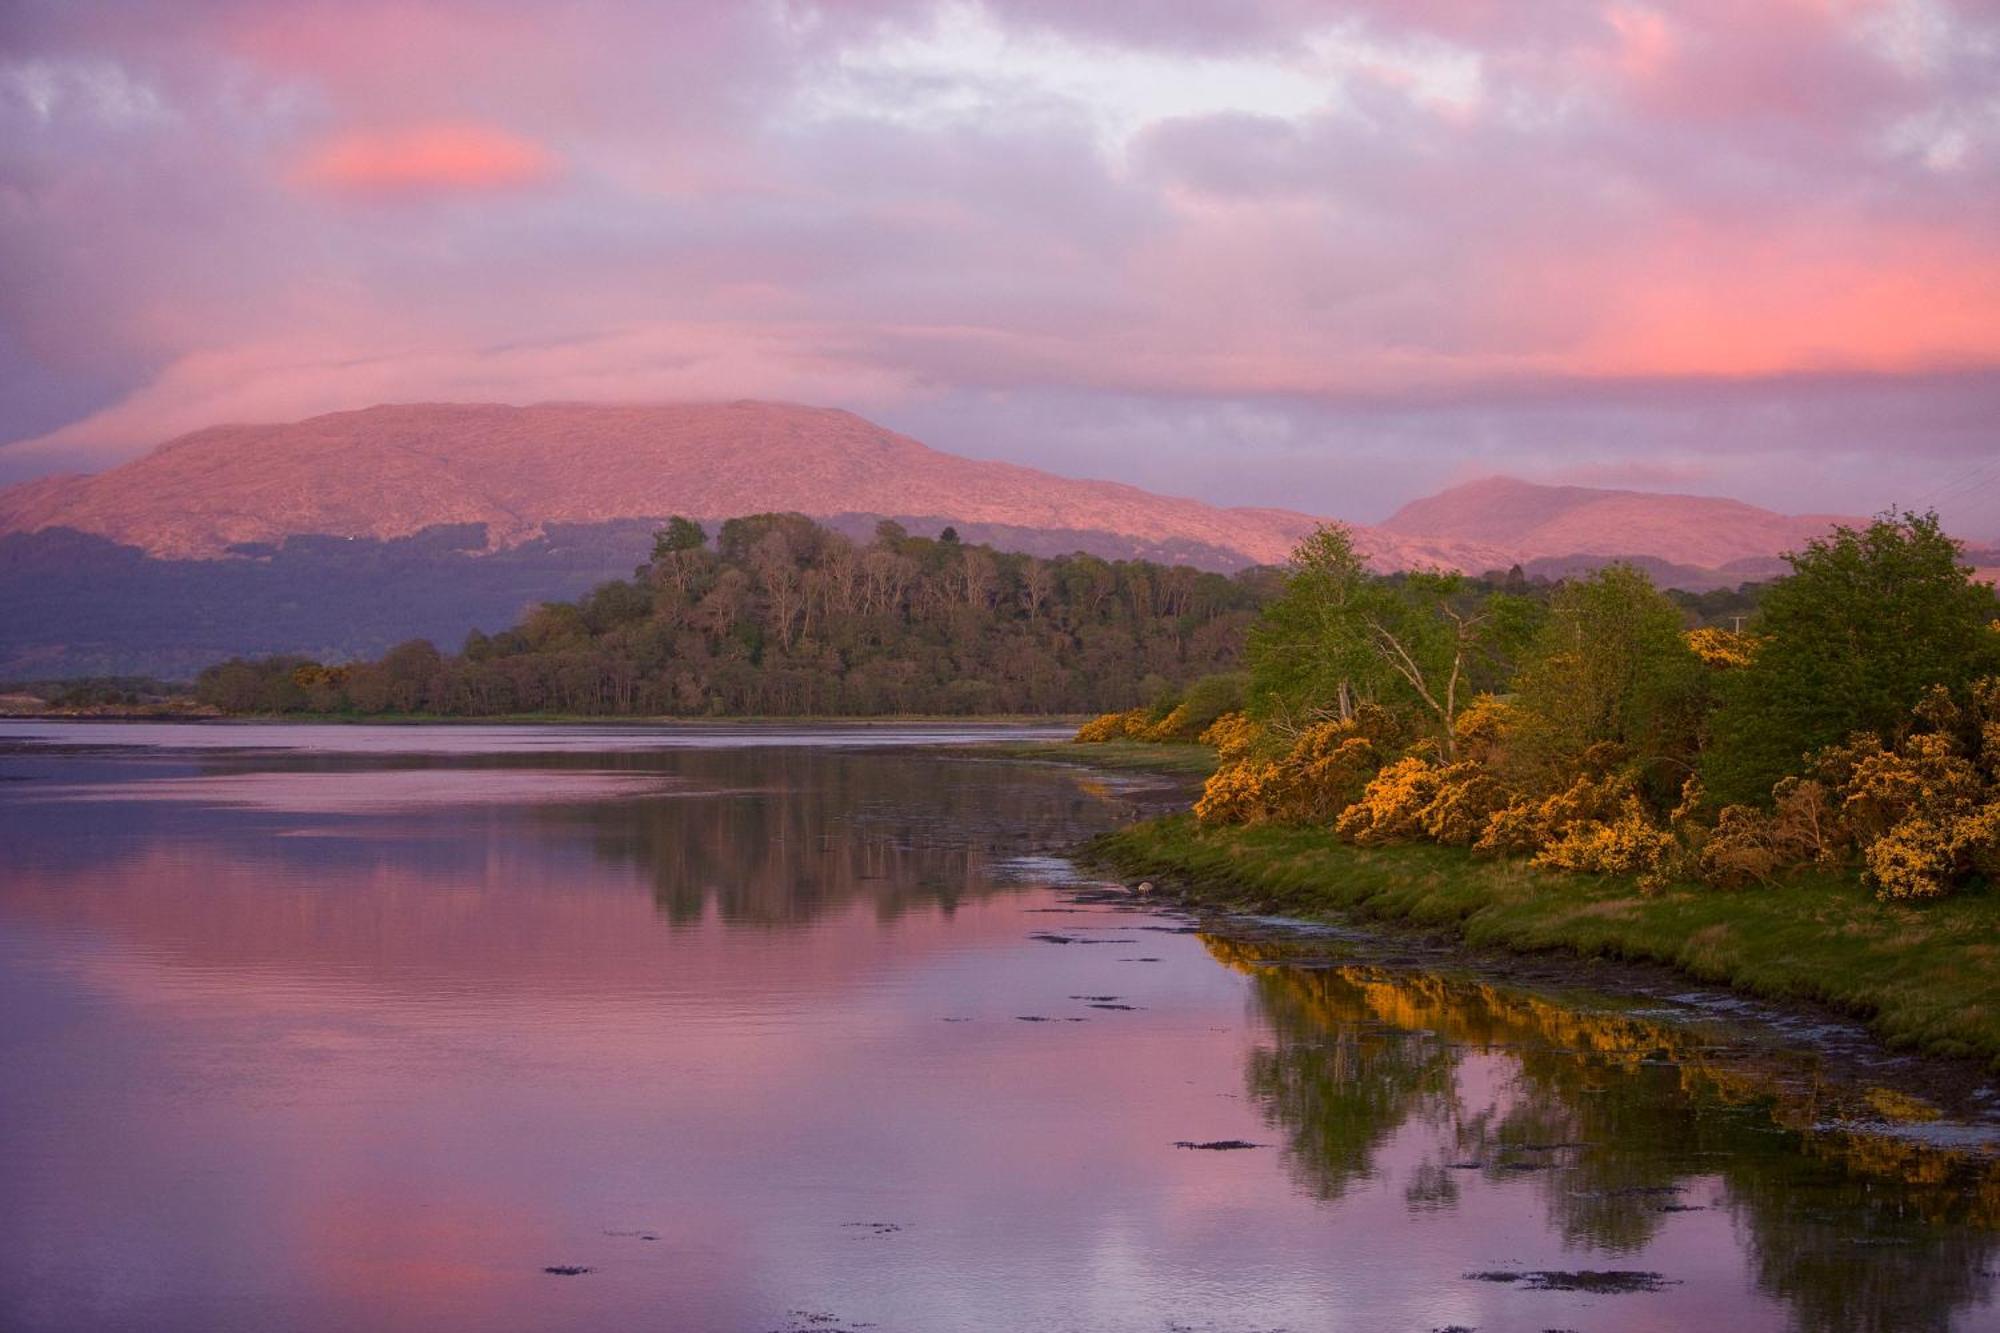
[186,746,1142,927]
[1210,937,2000,1333]
[544,748,1134,925]
[1242,965,1457,1200]
[1725,1137,2000,1333]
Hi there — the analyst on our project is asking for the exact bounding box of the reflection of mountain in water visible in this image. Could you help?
[1210,938,2000,1333]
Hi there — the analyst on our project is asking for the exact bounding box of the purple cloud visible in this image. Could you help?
[2,0,1997,535]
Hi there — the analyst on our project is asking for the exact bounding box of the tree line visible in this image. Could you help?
[1082,513,2000,901]
[195,515,1279,718]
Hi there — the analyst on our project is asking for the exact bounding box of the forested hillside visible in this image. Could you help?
[196,515,1278,716]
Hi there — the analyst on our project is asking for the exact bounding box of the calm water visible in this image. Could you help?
[2,722,1996,1333]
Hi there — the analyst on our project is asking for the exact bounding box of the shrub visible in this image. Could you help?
[1531,799,1677,875]
[1335,757,1510,847]
[1176,672,1249,737]
[1692,776,1848,889]
[1420,764,1510,845]
[1696,805,1786,888]
[1865,817,1959,901]
[1684,627,1762,670]
[1194,716,1382,826]
[1474,772,1637,858]
[1141,703,1195,742]
[1336,757,1444,845]
[1199,711,1266,763]
[1193,759,1288,825]
[1839,732,1984,843]
[1075,709,1150,743]
[1450,693,1517,766]
[1768,777,1846,864]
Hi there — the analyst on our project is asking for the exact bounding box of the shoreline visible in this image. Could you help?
[0,710,1089,727]
[1108,877,2000,1148]
[955,738,1219,777]
[1084,812,2000,1072]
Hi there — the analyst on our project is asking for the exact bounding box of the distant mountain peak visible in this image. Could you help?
[1381,473,1855,569]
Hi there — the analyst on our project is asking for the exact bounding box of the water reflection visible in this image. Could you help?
[1217,939,2000,1333]
[2,725,1996,1333]
[5,741,1156,930]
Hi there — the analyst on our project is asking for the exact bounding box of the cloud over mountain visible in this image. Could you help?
[4,1,1998,532]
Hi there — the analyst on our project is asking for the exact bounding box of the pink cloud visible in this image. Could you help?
[3,0,1999,532]
[296,123,558,196]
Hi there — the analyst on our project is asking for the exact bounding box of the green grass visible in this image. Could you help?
[1090,815,2000,1069]
[976,739,1221,778]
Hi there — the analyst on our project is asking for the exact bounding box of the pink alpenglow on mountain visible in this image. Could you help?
[1379,477,1854,571]
[0,402,1856,577]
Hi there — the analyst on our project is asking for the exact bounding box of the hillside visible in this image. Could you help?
[1381,476,1852,570]
[0,402,1863,578]
[0,401,1383,569]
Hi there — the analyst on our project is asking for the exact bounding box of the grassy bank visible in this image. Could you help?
[978,739,1221,778]
[1091,814,2000,1068]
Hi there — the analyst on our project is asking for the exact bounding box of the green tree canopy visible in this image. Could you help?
[1247,525,1389,731]
[650,516,707,561]
[1508,563,1704,793]
[1702,512,2000,803]
[1247,524,1537,754]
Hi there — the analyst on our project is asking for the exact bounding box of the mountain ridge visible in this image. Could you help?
[1380,475,1855,570]
[0,400,1856,576]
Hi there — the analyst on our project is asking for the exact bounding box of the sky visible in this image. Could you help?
[3,0,1999,533]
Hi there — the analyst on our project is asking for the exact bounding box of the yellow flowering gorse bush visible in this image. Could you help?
[1073,708,1151,743]
[1684,626,1763,670]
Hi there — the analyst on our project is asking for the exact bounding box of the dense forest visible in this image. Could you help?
[1087,512,2000,902]
[194,515,1280,717]
[191,513,1777,721]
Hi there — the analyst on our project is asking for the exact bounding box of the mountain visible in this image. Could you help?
[1380,476,1851,571]
[0,401,1866,678]
[0,400,1478,571]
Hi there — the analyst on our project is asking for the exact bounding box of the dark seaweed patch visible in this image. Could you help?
[1464,1269,1677,1293]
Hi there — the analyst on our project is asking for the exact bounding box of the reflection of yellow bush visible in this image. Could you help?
[1864,1086,1942,1123]
[1207,942,2000,1227]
